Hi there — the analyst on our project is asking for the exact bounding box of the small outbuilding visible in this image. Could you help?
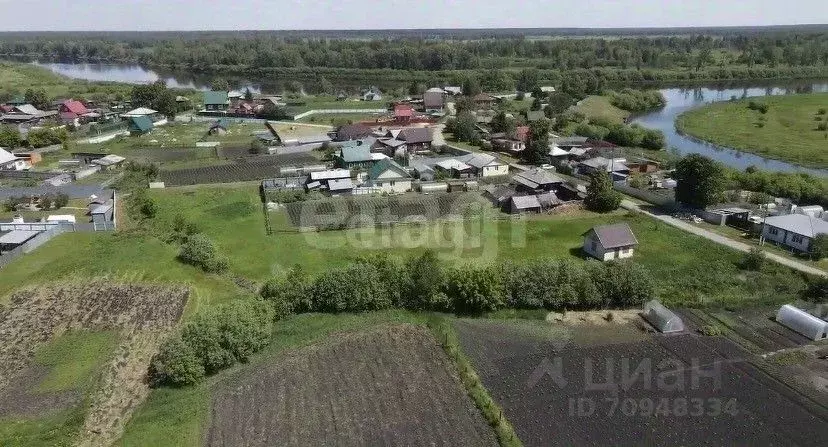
[128,116,154,135]
[0,230,40,254]
[776,304,828,341]
[509,195,541,214]
[208,118,230,135]
[643,300,685,334]
[582,222,638,261]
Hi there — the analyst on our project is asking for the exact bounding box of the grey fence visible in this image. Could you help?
[613,182,678,211]
[0,224,73,269]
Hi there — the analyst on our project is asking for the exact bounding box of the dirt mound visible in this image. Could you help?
[207,324,497,447]
[0,282,189,447]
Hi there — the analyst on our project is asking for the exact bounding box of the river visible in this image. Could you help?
[30,61,828,176]
[632,82,828,177]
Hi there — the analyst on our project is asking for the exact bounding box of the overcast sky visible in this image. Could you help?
[1,0,826,31]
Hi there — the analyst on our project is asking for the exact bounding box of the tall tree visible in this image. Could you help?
[674,154,726,208]
[244,87,253,101]
[516,68,539,92]
[211,78,230,91]
[461,76,481,97]
[523,118,550,165]
[584,171,621,212]
[24,88,49,110]
[131,81,177,118]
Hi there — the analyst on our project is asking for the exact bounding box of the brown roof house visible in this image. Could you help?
[582,222,638,261]
[397,127,433,152]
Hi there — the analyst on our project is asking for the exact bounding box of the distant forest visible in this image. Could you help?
[1,27,827,87]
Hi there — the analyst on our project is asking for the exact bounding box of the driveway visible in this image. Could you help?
[622,200,826,277]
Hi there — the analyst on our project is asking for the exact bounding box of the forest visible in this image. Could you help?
[1,29,827,84]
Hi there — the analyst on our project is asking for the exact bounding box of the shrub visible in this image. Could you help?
[584,171,621,213]
[810,234,828,260]
[597,261,655,307]
[817,122,828,131]
[178,234,226,273]
[402,250,448,311]
[53,193,69,209]
[818,108,827,115]
[740,247,765,271]
[747,101,769,114]
[445,266,504,314]
[309,263,391,312]
[149,335,205,387]
[700,324,723,336]
[261,264,311,315]
[139,196,157,218]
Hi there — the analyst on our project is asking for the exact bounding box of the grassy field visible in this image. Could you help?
[571,95,630,124]
[0,331,119,447]
[676,92,828,168]
[0,62,134,100]
[298,112,385,124]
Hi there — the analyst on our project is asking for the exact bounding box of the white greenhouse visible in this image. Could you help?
[643,300,685,334]
[776,305,828,341]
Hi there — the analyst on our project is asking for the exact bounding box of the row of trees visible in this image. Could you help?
[608,88,666,112]
[3,193,69,212]
[0,125,68,149]
[5,32,827,72]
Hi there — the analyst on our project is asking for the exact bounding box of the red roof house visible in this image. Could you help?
[394,104,414,123]
[60,100,89,115]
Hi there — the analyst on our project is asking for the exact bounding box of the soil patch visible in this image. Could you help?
[207,324,496,447]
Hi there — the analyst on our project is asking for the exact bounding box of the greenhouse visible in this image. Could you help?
[643,300,685,334]
[776,305,828,341]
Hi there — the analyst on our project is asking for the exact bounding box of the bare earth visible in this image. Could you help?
[207,324,497,447]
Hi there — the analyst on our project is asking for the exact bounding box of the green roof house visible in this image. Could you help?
[336,140,375,169]
[128,116,154,135]
[368,159,411,194]
[204,91,229,112]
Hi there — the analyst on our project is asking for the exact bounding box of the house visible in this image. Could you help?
[6,95,26,106]
[128,116,154,135]
[307,169,352,191]
[512,168,564,194]
[578,157,630,180]
[375,138,408,157]
[0,230,40,254]
[362,86,383,101]
[526,110,545,122]
[264,122,331,147]
[121,107,162,125]
[397,127,433,152]
[393,104,414,124]
[549,146,570,159]
[508,195,542,214]
[367,159,411,193]
[90,199,115,230]
[776,305,827,341]
[626,159,660,174]
[227,90,244,102]
[208,118,230,135]
[472,93,498,110]
[336,140,375,169]
[423,87,446,112]
[539,86,556,93]
[443,86,462,96]
[91,154,126,171]
[582,222,638,261]
[435,159,474,179]
[59,100,90,118]
[0,148,28,170]
[483,184,516,208]
[762,214,828,253]
[461,153,509,177]
[204,91,229,112]
[334,123,373,141]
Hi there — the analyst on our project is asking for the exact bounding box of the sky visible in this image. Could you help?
[1,0,826,31]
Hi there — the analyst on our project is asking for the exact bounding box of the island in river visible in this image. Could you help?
[675,92,828,169]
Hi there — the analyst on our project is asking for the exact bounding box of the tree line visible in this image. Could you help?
[150,251,656,386]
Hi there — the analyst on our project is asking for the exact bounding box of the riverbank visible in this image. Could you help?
[675,93,828,169]
[0,61,135,99]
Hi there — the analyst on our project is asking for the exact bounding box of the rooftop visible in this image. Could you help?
[512,168,564,189]
[764,214,828,238]
[398,127,433,144]
[368,158,409,181]
[0,230,40,245]
[511,195,542,210]
[587,223,638,249]
[204,91,229,105]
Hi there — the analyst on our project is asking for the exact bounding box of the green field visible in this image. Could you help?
[0,62,136,100]
[676,93,828,168]
[571,95,630,124]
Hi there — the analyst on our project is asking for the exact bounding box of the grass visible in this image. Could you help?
[571,95,630,124]
[0,61,134,99]
[676,92,828,168]
[0,199,90,222]
[119,310,428,447]
[0,331,119,447]
[298,112,384,124]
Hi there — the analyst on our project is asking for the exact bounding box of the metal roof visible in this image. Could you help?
[510,195,542,210]
[587,223,638,249]
[14,104,40,115]
[92,154,126,166]
[310,169,351,181]
[204,91,229,105]
[512,169,564,189]
[764,214,828,238]
[122,107,158,117]
[368,159,409,181]
[328,178,354,191]
[0,230,40,245]
[398,127,433,144]
[436,159,472,171]
[339,143,372,163]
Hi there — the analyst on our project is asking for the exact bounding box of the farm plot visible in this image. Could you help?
[0,283,189,446]
[284,192,489,229]
[159,153,317,186]
[207,324,496,447]
[454,319,828,447]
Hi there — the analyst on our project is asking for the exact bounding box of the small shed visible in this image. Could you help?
[776,304,828,341]
[509,195,541,214]
[0,230,40,254]
[582,222,638,261]
[208,118,230,135]
[643,300,685,334]
[128,116,154,135]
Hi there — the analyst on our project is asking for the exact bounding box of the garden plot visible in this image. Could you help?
[0,283,189,446]
[159,152,317,186]
[207,324,496,447]
[284,192,489,229]
[455,319,828,447]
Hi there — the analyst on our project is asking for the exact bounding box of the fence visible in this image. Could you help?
[613,182,678,211]
[292,109,387,121]
[0,224,73,269]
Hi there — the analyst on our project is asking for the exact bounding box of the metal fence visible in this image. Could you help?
[0,224,73,269]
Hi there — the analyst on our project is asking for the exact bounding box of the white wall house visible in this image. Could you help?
[367,159,411,194]
[582,223,638,261]
[762,214,828,253]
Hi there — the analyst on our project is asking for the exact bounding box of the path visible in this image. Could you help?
[622,200,827,277]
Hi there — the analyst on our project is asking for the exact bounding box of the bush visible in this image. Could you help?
[700,324,723,336]
[403,250,449,311]
[740,247,765,271]
[309,263,392,312]
[53,193,69,209]
[178,234,226,272]
[149,335,205,387]
[597,262,655,307]
[810,234,828,260]
[817,122,828,131]
[817,108,826,115]
[747,100,769,114]
[445,266,504,314]
[139,195,157,218]
[261,264,312,316]
[584,171,621,212]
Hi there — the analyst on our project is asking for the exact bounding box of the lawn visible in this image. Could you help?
[571,95,630,125]
[676,92,828,168]
[298,112,384,124]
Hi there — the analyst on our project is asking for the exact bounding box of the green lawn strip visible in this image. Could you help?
[571,95,630,124]
[675,92,828,168]
[426,315,523,447]
[0,330,120,447]
[119,310,427,446]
